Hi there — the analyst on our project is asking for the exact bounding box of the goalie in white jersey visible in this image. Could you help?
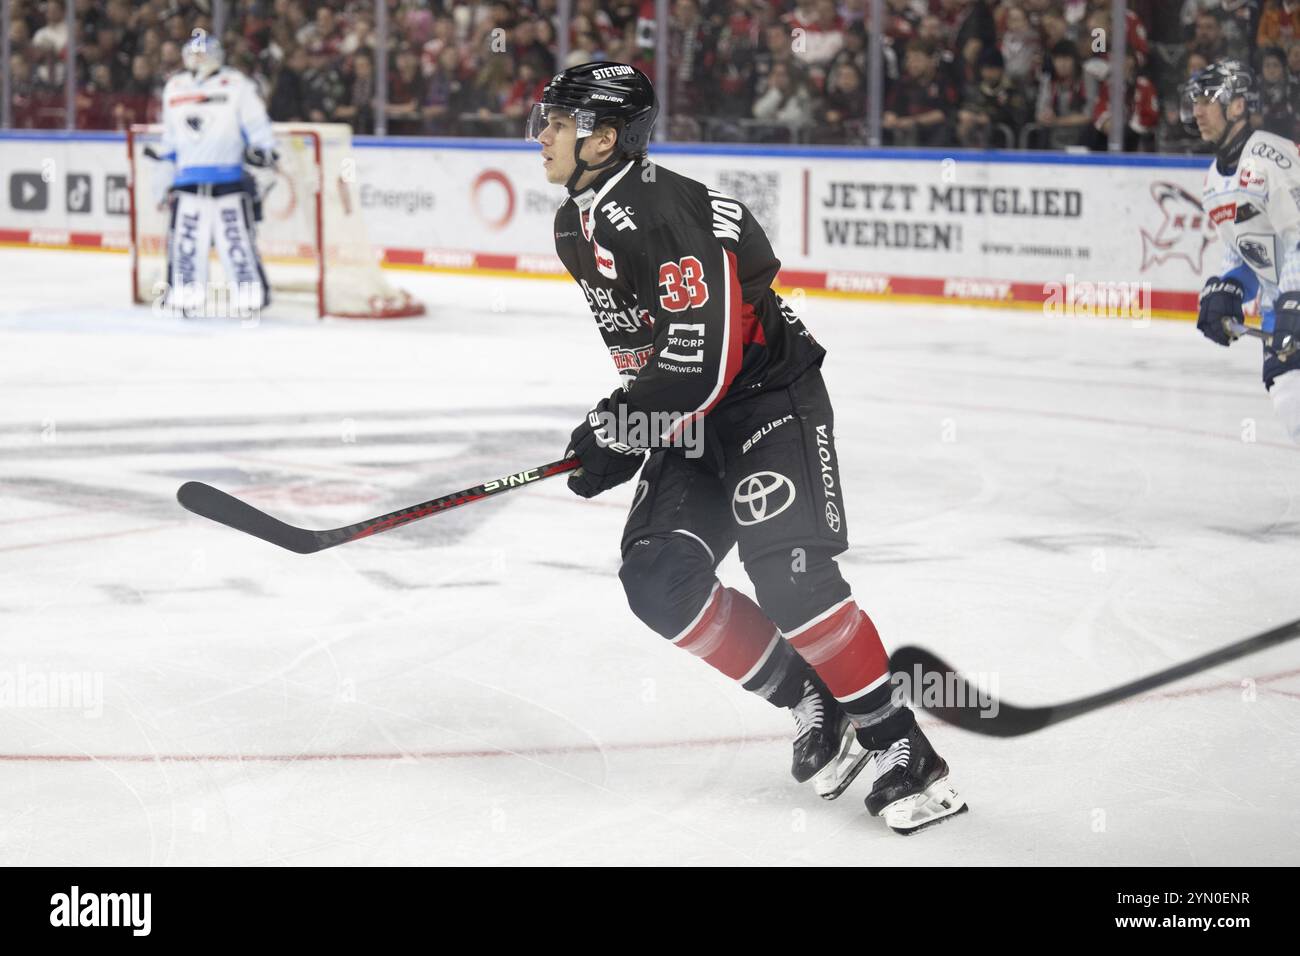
[153,32,277,315]
[1186,60,1300,441]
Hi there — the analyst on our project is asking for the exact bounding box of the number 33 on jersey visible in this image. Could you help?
[554,161,825,423]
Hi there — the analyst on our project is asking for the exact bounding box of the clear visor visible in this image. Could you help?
[525,103,597,142]
[1180,83,1223,124]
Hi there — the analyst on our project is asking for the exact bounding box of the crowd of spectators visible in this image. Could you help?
[5,0,1300,151]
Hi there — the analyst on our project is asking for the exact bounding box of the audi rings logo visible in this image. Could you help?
[732,471,796,526]
[1250,142,1292,169]
[824,501,841,533]
[472,170,515,230]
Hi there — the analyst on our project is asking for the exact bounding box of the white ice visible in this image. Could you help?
[1,247,1298,866]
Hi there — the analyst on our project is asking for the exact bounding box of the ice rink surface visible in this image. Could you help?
[2,247,1298,866]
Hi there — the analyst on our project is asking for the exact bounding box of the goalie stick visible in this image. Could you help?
[889,614,1300,737]
[177,458,579,554]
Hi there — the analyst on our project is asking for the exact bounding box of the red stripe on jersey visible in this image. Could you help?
[786,601,890,701]
[716,247,745,404]
[741,300,766,347]
[662,245,746,445]
[674,586,779,681]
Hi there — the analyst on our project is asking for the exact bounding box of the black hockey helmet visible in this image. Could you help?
[1180,59,1258,127]
[526,61,658,190]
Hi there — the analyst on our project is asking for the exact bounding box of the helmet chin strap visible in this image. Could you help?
[564,137,624,194]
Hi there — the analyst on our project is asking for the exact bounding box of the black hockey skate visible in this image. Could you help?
[789,677,872,800]
[863,723,967,834]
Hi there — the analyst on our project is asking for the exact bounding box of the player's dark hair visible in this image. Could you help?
[593,116,629,146]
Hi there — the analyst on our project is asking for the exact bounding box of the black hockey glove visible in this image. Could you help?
[1271,293,1300,357]
[244,146,279,169]
[1197,277,1245,347]
[566,388,646,499]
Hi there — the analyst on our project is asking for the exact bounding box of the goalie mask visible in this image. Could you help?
[183,31,224,80]
[526,61,658,192]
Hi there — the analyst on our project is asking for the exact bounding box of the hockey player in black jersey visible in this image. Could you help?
[529,62,966,833]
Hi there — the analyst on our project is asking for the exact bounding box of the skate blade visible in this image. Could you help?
[812,728,872,801]
[880,779,968,835]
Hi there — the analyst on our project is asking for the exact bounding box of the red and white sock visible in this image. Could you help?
[672,583,784,686]
[783,599,904,734]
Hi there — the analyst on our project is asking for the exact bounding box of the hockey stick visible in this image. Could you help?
[177,458,579,554]
[889,615,1300,737]
[1229,320,1297,358]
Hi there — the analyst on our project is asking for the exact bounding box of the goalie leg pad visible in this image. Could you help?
[166,189,214,314]
[212,189,270,313]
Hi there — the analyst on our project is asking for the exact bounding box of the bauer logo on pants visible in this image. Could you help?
[732,471,796,526]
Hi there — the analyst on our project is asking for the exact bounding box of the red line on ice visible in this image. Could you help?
[0,523,174,553]
[0,732,793,764]
[2,667,1297,765]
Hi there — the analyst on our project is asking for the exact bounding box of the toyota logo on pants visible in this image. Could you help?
[732,471,796,526]
[824,501,841,532]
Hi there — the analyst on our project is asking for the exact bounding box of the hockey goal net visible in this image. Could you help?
[127,123,425,318]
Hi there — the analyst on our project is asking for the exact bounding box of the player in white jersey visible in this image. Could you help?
[153,32,277,315]
[1185,60,1300,441]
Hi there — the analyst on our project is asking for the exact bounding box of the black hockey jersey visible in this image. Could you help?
[553,159,825,423]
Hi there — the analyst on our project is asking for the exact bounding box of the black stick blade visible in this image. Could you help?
[889,645,1054,738]
[177,481,323,554]
[892,613,1300,737]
